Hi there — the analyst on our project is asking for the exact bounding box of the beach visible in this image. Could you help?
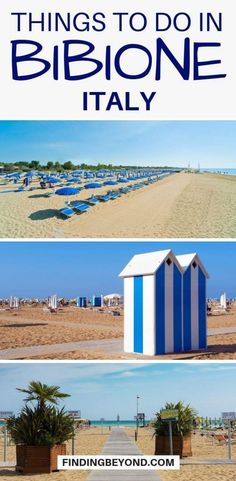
[1,427,235,481]
[0,427,110,481]
[129,427,236,481]
[0,304,236,360]
[1,173,236,238]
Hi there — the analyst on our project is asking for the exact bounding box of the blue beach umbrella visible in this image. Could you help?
[55,186,80,203]
[45,177,60,184]
[84,182,103,189]
[118,178,129,183]
[67,178,81,183]
[104,180,118,186]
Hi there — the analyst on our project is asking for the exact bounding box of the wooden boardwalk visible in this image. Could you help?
[88,428,162,481]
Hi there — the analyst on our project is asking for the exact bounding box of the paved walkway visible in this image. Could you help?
[0,339,123,360]
[0,326,235,359]
[208,327,236,336]
[181,459,236,465]
[88,429,161,481]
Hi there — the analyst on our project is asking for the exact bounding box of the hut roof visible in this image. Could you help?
[176,253,209,278]
[119,249,182,278]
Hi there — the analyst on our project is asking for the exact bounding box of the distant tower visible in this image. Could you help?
[198,162,200,172]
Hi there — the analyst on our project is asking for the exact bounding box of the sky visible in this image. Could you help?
[0,121,235,168]
[0,362,235,419]
[0,241,235,298]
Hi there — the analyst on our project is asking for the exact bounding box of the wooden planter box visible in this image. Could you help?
[16,444,66,474]
[155,435,192,458]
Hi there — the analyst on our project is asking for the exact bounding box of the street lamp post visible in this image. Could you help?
[135,395,140,441]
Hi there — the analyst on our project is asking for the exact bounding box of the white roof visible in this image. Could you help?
[176,253,209,278]
[103,293,122,299]
[119,250,182,278]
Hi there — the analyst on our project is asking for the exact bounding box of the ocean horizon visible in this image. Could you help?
[91,419,148,427]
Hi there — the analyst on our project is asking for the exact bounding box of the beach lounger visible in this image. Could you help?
[72,201,91,213]
[59,207,76,218]
[119,187,131,194]
[97,194,111,202]
[85,196,100,205]
[108,191,121,200]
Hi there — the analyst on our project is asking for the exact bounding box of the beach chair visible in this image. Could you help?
[108,191,121,200]
[119,187,131,194]
[85,196,100,205]
[59,206,76,219]
[97,193,111,202]
[73,201,91,213]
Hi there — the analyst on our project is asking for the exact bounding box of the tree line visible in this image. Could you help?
[0,160,178,172]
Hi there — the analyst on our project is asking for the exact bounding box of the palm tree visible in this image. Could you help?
[17,381,70,413]
[153,401,197,437]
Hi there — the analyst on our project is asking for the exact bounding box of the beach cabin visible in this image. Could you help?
[77,297,87,308]
[176,254,209,351]
[119,250,183,355]
[92,296,103,307]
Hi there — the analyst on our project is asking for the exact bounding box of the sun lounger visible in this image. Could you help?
[119,187,131,194]
[59,207,76,218]
[97,194,111,202]
[72,201,91,213]
[85,196,100,205]
[107,191,121,200]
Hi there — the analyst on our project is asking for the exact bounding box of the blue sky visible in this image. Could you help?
[0,241,235,298]
[0,121,235,168]
[0,362,235,419]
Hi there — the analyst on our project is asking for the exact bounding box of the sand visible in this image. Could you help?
[0,306,123,350]
[1,427,235,481]
[126,427,236,481]
[1,172,236,238]
[0,427,109,481]
[1,305,236,360]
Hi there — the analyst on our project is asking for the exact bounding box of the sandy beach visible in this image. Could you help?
[0,427,110,481]
[0,173,236,238]
[128,427,236,481]
[0,304,236,360]
[1,427,235,481]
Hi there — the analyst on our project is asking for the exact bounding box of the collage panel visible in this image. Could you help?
[0,361,236,481]
[0,121,235,239]
[0,240,235,362]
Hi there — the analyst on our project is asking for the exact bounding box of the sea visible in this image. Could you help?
[91,420,148,427]
[201,168,236,176]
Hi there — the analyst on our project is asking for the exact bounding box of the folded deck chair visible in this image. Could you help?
[59,206,76,218]
[73,201,91,213]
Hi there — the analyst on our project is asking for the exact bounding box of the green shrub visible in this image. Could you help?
[152,401,197,437]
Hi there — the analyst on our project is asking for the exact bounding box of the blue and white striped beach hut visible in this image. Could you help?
[176,254,209,351]
[92,296,103,307]
[77,297,87,308]
[119,250,183,355]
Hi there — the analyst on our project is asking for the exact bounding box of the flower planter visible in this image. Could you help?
[155,435,192,458]
[16,444,66,474]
